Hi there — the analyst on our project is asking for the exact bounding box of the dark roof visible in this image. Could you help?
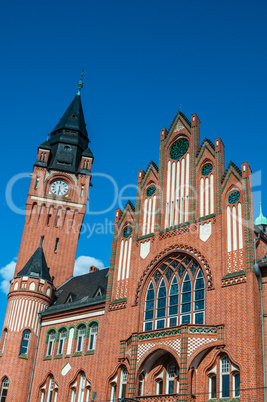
[53,268,109,306]
[17,245,52,283]
[53,94,88,138]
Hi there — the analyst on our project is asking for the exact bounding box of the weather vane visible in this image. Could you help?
[77,69,84,95]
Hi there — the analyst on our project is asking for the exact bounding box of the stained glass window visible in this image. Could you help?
[123,225,132,238]
[201,163,213,176]
[146,185,156,197]
[228,190,240,204]
[169,138,189,160]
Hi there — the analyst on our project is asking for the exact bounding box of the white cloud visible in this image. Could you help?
[74,256,105,277]
[0,259,16,294]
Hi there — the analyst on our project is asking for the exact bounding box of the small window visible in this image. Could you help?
[54,238,59,252]
[2,329,7,354]
[233,372,240,397]
[80,185,84,197]
[57,329,67,355]
[209,375,216,399]
[47,330,56,356]
[20,330,30,355]
[70,372,90,402]
[76,326,86,352]
[156,379,163,395]
[110,383,116,402]
[0,377,9,401]
[47,376,54,402]
[88,324,98,351]
[34,177,40,190]
[119,368,127,399]
[221,356,230,398]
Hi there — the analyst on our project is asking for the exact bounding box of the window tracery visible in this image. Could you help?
[144,254,205,330]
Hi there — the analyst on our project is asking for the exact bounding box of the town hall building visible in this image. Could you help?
[1,77,267,402]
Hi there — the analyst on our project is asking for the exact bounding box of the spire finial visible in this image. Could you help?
[77,69,84,96]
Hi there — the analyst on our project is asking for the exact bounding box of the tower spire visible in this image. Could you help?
[77,69,84,96]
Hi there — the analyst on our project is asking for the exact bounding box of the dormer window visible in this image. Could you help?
[95,288,102,297]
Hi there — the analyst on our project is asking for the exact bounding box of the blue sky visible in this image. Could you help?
[0,0,266,329]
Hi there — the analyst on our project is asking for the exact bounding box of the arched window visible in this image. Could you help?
[57,329,67,355]
[220,355,230,398]
[76,325,86,352]
[208,374,216,399]
[166,363,179,394]
[181,273,191,324]
[47,330,56,356]
[119,368,127,399]
[110,383,116,402]
[144,282,155,331]
[70,372,90,402]
[88,323,98,351]
[156,279,167,329]
[194,269,205,324]
[169,275,179,327]
[1,329,7,354]
[143,255,206,330]
[0,377,9,401]
[207,354,240,400]
[154,359,179,395]
[20,330,30,355]
[138,373,144,396]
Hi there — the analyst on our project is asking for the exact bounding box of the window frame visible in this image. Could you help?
[47,330,56,356]
[143,255,205,331]
[0,377,9,402]
[88,323,98,351]
[57,328,67,355]
[76,325,86,352]
[20,329,31,355]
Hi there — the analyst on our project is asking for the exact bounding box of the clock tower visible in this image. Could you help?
[14,76,93,287]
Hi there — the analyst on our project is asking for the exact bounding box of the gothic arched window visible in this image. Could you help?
[143,254,205,330]
[88,323,98,351]
[70,372,90,402]
[0,377,9,401]
[20,329,30,355]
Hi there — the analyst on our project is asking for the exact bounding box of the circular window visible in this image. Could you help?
[228,190,240,204]
[201,163,213,176]
[123,226,132,238]
[146,185,156,197]
[169,138,189,160]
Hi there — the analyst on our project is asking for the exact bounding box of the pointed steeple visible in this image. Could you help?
[52,93,88,138]
[17,244,52,283]
[255,203,267,232]
[36,72,93,173]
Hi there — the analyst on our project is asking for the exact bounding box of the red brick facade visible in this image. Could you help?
[1,99,267,402]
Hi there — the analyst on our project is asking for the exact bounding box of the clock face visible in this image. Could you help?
[51,180,69,195]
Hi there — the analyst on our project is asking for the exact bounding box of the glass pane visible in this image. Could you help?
[211,376,216,398]
[195,278,204,290]
[181,315,190,324]
[146,300,154,310]
[156,320,165,329]
[147,289,155,300]
[158,286,166,298]
[169,305,178,315]
[195,312,204,324]
[145,310,154,320]
[234,373,240,396]
[144,322,153,331]
[195,289,204,300]
[182,281,191,292]
[169,295,178,306]
[169,317,177,327]
[195,300,204,311]
[170,286,178,297]
[154,271,161,285]
[181,303,191,313]
[157,298,166,308]
[222,374,230,397]
[157,308,166,318]
[182,292,191,303]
